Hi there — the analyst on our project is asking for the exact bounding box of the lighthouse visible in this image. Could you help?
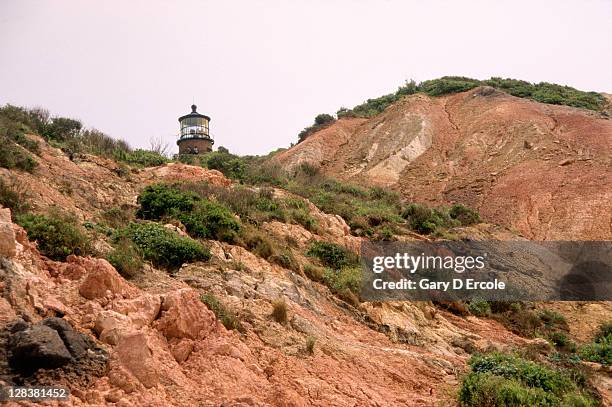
[177,104,214,154]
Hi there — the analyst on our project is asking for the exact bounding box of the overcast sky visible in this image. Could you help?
[1,1,611,155]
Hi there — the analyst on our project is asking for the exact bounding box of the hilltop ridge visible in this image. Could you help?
[275,86,612,240]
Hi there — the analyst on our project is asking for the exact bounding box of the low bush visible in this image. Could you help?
[489,304,569,339]
[115,149,168,167]
[106,240,143,279]
[402,203,458,234]
[307,241,358,270]
[579,322,612,365]
[271,298,288,324]
[0,178,30,215]
[0,137,38,172]
[322,266,362,306]
[270,250,300,272]
[303,263,324,282]
[16,211,92,261]
[136,184,198,220]
[297,113,336,143]
[449,204,480,226]
[459,352,596,406]
[200,293,243,331]
[305,335,317,355]
[101,206,134,229]
[240,225,276,259]
[594,322,612,343]
[200,149,246,181]
[549,332,577,353]
[179,200,241,242]
[468,299,491,317]
[117,222,210,271]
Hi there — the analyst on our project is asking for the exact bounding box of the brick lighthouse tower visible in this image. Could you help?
[177,104,214,154]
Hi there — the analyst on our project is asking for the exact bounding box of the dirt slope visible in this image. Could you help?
[0,138,564,406]
[274,87,612,240]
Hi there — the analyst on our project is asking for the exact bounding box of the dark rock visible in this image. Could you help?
[41,317,88,359]
[8,318,29,334]
[8,325,72,372]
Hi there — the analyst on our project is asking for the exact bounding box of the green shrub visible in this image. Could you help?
[489,305,569,339]
[200,149,246,181]
[307,241,358,270]
[449,204,480,226]
[16,211,92,261]
[118,222,210,271]
[578,322,612,365]
[101,206,134,229]
[538,309,567,328]
[0,137,38,172]
[402,203,457,234]
[179,200,241,242]
[0,178,30,215]
[289,208,318,232]
[136,184,198,220]
[420,77,481,96]
[549,332,577,353]
[200,293,243,331]
[594,322,612,343]
[579,339,612,366]
[43,117,82,142]
[297,113,336,143]
[469,299,491,317]
[270,250,299,272]
[459,352,596,406]
[115,149,168,167]
[107,240,143,279]
[322,266,362,306]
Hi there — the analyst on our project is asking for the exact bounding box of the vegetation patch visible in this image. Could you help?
[116,222,210,271]
[335,77,605,121]
[579,322,612,365]
[307,241,358,270]
[459,352,598,406]
[0,178,30,216]
[106,239,144,279]
[200,293,243,331]
[297,113,336,143]
[16,211,93,261]
[271,298,288,324]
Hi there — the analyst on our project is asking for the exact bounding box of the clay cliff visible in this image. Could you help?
[274,87,612,240]
[0,114,610,405]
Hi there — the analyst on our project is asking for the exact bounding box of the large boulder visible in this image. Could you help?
[42,317,89,359]
[8,324,72,372]
[154,289,215,340]
[77,257,133,299]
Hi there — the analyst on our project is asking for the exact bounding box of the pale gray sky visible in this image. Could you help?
[1,0,611,155]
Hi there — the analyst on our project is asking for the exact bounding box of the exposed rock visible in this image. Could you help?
[94,310,134,345]
[77,257,133,299]
[114,332,159,388]
[8,324,72,372]
[141,163,232,186]
[169,338,194,363]
[41,317,89,359]
[0,207,16,258]
[274,88,612,240]
[154,289,215,340]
